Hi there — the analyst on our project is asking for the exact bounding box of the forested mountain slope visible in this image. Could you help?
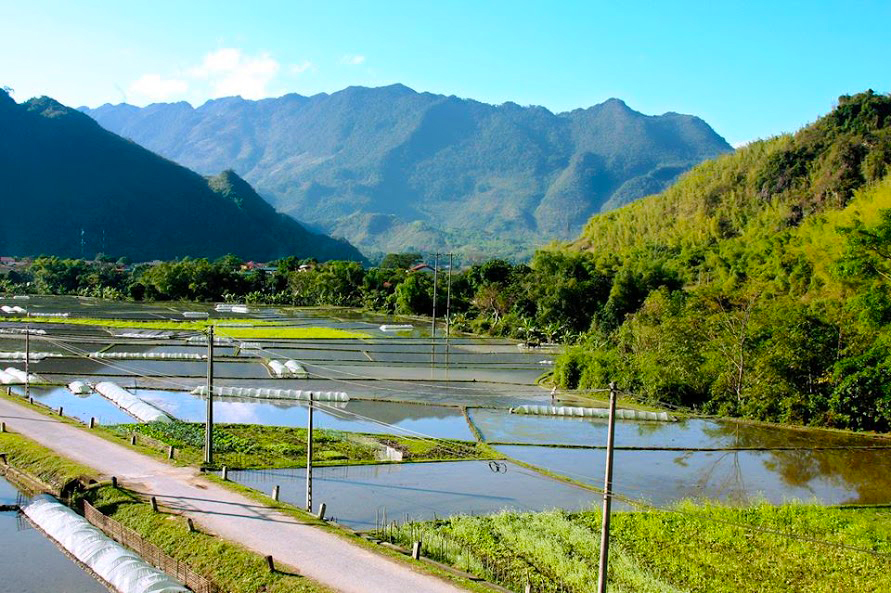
[81,85,731,259]
[555,90,891,431]
[0,90,363,262]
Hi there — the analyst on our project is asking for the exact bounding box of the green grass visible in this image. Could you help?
[110,421,492,468]
[378,504,891,593]
[87,486,332,593]
[0,430,94,489]
[2,316,370,339]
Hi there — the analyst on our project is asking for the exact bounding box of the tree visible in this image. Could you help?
[379,253,422,270]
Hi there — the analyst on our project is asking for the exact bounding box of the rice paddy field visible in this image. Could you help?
[3,295,891,592]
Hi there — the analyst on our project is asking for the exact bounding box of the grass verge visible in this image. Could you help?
[376,504,891,593]
[86,485,332,593]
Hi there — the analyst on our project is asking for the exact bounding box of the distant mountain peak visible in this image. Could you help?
[79,84,731,259]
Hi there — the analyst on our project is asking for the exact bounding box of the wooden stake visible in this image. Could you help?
[597,382,618,593]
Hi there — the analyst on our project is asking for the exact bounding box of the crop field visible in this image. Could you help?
[5,315,371,339]
[111,421,491,468]
[377,504,891,593]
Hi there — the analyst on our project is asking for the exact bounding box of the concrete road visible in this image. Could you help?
[0,397,468,593]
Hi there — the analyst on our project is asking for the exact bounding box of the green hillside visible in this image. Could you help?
[557,90,891,431]
[81,86,731,259]
[0,90,363,262]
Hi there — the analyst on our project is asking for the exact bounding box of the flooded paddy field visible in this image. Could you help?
[0,476,109,592]
[226,461,598,530]
[3,296,891,521]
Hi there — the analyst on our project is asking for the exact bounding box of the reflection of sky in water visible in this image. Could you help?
[26,387,135,425]
[136,390,474,439]
[228,461,597,529]
[495,445,891,506]
[470,410,886,449]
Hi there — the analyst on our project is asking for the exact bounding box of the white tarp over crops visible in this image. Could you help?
[113,331,173,339]
[31,312,70,317]
[181,311,209,319]
[0,328,46,335]
[0,351,61,361]
[186,335,233,345]
[68,381,92,395]
[215,304,249,314]
[192,385,349,402]
[0,305,27,314]
[89,352,206,360]
[510,405,676,422]
[95,382,172,423]
[267,359,307,378]
[23,495,189,593]
[2,367,43,384]
[379,324,413,332]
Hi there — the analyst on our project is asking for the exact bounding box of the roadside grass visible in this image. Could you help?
[110,421,493,468]
[0,430,94,488]
[379,504,891,593]
[86,485,332,593]
[2,316,370,339]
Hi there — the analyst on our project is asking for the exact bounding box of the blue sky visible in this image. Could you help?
[2,0,889,145]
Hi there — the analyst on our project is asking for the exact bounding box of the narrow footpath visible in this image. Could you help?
[0,397,467,593]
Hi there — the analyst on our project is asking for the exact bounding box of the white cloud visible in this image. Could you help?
[189,48,280,99]
[127,74,188,103]
[341,54,366,66]
[290,61,314,75]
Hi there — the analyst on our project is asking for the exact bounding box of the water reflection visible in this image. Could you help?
[495,445,891,506]
[227,461,597,529]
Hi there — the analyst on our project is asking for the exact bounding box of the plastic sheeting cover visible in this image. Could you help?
[267,359,307,378]
[0,351,61,361]
[379,324,413,332]
[192,385,349,402]
[95,382,172,423]
[510,404,676,422]
[68,381,92,395]
[89,352,206,360]
[3,367,43,384]
[23,495,189,593]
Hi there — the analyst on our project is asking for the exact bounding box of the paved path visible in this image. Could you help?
[0,397,467,593]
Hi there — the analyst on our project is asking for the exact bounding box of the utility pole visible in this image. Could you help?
[306,391,314,511]
[204,326,214,465]
[431,253,439,338]
[445,253,453,338]
[597,382,618,593]
[24,312,30,400]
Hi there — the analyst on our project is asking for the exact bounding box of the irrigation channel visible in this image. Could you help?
[3,295,891,534]
[0,474,110,592]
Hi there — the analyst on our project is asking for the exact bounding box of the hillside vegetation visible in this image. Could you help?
[82,85,731,259]
[557,90,891,430]
[0,90,363,262]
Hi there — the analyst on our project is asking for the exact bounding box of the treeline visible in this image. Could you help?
[3,91,891,434]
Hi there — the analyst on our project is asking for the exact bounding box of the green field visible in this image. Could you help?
[378,504,891,593]
[3,315,371,339]
[112,421,492,468]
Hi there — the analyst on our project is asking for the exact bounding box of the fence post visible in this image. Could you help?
[167,446,174,460]
[271,485,280,501]
[58,406,63,416]
[89,417,96,429]
[221,465,228,481]
[187,518,195,532]
[1,421,5,432]
[265,555,275,572]
[317,502,326,520]
[150,496,159,512]
[111,476,117,488]
[130,434,137,446]
[411,540,422,560]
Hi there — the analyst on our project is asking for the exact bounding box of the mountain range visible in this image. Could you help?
[82,84,733,259]
[0,90,363,262]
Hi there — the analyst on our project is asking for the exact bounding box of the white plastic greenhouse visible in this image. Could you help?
[510,404,676,422]
[191,385,349,402]
[67,380,92,395]
[2,367,43,384]
[94,382,172,423]
[23,495,190,593]
[379,324,413,332]
[267,359,307,378]
[0,351,60,361]
[0,305,27,314]
[89,352,206,361]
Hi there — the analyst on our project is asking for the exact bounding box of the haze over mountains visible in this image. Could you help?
[0,90,363,262]
[82,84,733,259]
